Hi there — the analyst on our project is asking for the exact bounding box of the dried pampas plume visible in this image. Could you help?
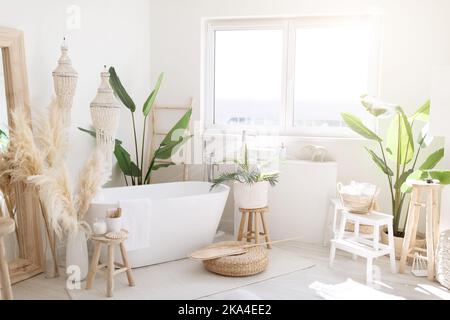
[33,98,68,167]
[7,108,45,181]
[29,163,78,237]
[75,149,110,220]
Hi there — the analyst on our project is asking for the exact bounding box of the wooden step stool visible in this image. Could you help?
[86,231,135,297]
[237,207,272,248]
[399,180,442,280]
[0,218,15,300]
[329,210,396,284]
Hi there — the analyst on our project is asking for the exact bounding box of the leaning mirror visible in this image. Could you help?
[0,26,43,284]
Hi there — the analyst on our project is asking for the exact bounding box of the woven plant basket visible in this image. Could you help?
[337,183,379,214]
[436,230,450,289]
[203,241,268,277]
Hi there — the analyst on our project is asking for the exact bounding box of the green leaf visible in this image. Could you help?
[429,170,450,184]
[395,169,414,189]
[417,123,433,148]
[365,147,393,176]
[109,67,136,112]
[143,73,164,117]
[400,170,428,193]
[113,144,141,177]
[411,100,430,122]
[386,108,414,164]
[419,148,444,170]
[341,113,382,142]
[160,108,192,146]
[154,135,192,160]
[152,162,175,171]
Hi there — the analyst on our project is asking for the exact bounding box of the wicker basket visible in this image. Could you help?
[436,230,450,289]
[337,182,379,214]
[203,241,268,277]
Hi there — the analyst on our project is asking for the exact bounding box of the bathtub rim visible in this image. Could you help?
[90,181,230,205]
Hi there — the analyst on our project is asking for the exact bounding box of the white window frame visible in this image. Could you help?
[203,15,382,137]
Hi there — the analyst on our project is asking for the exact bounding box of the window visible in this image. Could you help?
[204,16,380,136]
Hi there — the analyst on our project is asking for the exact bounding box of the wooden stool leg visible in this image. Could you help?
[119,243,135,287]
[260,212,272,249]
[426,189,435,280]
[247,212,253,243]
[400,188,420,273]
[86,242,102,290]
[106,244,115,297]
[432,188,441,250]
[0,238,13,300]
[254,212,260,244]
[237,211,247,241]
[387,222,397,273]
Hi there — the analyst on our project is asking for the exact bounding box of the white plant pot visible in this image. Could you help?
[234,181,269,209]
[66,227,89,280]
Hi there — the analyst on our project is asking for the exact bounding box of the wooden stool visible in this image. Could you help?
[399,180,442,280]
[237,207,271,248]
[0,218,15,300]
[329,210,396,284]
[86,231,135,297]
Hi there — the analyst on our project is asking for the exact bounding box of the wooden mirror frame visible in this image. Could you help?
[0,26,44,283]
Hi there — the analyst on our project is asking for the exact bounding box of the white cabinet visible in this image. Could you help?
[234,160,338,244]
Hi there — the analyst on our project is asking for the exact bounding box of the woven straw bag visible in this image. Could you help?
[337,182,380,214]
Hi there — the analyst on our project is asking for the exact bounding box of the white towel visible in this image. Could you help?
[309,279,405,300]
[119,198,152,251]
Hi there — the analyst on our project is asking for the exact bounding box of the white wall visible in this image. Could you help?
[0,0,152,185]
[149,0,448,231]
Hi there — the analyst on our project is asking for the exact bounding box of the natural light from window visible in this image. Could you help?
[214,29,283,126]
[293,25,371,127]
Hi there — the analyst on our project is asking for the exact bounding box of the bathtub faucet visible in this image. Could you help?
[205,151,218,183]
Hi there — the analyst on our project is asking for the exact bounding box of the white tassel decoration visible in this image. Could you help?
[90,67,120,173]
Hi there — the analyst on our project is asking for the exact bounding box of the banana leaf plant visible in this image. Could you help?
[80,67,192,186]
[341,96,444,236]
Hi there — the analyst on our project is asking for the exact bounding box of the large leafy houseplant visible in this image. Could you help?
[80,67,192,186]
[341,96,444,236]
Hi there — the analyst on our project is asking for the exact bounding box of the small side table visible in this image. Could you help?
[86,231,135,297]
[237,207,272,248]
[329,210,396,284]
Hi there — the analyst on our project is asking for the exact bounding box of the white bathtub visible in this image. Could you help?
[85,181,229,267]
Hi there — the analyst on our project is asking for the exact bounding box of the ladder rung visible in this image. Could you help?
[414,202,426,207]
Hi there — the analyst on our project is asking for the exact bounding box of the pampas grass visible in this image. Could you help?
[74,149,109,220]
[33,99,67,167]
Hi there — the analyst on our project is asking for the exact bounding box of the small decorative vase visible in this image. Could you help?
[66,221,91,280]
[234,181,269,209]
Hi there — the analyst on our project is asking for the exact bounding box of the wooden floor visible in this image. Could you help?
[11,241,450,300]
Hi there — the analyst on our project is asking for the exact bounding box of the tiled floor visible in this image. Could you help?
[12,241,450,300]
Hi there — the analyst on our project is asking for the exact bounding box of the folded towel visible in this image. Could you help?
[119,198,152,251]
[309,279,405,300]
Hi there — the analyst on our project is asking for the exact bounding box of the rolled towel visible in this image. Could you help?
[119,198,152,251]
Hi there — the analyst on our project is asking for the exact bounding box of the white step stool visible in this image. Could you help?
[323,198,373,246]
[329,210,397,284]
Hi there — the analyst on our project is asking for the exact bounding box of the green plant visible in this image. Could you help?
[80,67,192,186]
[211,144,279,190]
[341,97,444,236]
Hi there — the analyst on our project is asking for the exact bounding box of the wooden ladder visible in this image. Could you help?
[149,98,193,183]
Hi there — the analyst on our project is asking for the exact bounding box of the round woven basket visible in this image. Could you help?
[203,241,269,277]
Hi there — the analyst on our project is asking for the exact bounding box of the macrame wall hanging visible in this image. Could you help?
[90,67,120,172]
[52,39,78,127]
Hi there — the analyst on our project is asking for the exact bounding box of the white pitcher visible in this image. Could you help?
[66,221,92,280]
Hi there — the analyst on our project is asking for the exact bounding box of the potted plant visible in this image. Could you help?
[80,67,192,186]
[211,145,279,209]
[341,96,444,258]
